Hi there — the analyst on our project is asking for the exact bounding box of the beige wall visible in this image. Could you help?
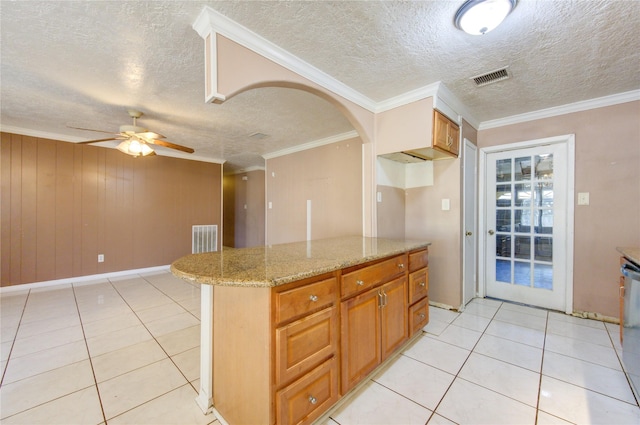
[478,101,640,317]
[223,170,266,248]
[266,137,362,245]
[0,133,222,287]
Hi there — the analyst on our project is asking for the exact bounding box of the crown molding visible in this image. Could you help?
[479,89,640,130]
[0,125,86,143]
[263,131,359,160]
[0,125,225,164]
[193,7,378,112]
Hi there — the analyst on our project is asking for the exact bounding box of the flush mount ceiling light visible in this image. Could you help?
[454,0,517,35]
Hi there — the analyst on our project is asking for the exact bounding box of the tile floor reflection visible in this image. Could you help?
[1,272,639,424]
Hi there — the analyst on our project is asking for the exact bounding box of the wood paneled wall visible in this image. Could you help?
[0,133,222,287]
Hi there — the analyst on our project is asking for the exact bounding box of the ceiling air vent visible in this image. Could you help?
[471,67,510,87]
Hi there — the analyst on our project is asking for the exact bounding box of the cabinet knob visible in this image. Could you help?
[308,395,317,405]
[488,229,495,235]
[419,281,426,287]
[356,280,364,286]
[419,313,426,320]
[398,263,404,269]
[309,295,318,302]
[465,231,473,236]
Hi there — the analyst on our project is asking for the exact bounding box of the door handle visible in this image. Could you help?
[488,230,495,235]
[465,231,473,236]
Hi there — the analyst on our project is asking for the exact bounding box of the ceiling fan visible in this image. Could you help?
[70,109,194,157]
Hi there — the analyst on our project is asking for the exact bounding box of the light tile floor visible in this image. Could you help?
[1,271,639,424]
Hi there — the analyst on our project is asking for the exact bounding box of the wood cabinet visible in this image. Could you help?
[340,255,409,393]
[274,275,340,425]
[209,248,429,425]
[433,110,460,157]
[408,249,429,336]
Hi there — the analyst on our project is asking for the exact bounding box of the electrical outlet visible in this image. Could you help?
[98,254,104,263]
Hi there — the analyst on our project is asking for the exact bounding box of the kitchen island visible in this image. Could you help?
[172,236,431,425]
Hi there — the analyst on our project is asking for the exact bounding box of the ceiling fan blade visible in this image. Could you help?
[67,125,114,134]
[76,137,120,144]
[148,139,194,153]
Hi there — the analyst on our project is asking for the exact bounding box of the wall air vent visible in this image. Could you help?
[471,67,510,87]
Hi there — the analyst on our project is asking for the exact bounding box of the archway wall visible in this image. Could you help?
[211,32,377,238]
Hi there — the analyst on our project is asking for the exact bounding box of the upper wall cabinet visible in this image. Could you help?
[376,97,460,161]
[432,110,460,157]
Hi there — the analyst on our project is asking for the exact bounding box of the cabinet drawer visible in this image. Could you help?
[275,276,337,324]
[275,306,338,386]
[409,249,428,272]
[409,297,429,335]
[408,268,428,305]
[276,357,339,425]
[341,255,407,298]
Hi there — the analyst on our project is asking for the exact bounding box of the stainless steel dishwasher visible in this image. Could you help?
[621,259,640,400]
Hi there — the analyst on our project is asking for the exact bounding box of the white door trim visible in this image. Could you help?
[462,139,478,308]
[478,134,575,314]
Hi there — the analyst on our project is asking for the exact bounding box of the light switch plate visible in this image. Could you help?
[577,192,590,205]
[442,198,450,211]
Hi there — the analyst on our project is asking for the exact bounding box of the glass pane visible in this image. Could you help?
[497,235,511,257]
[515,157,531,181]
[514,261,531,286]
[496,159,512,182]
[535,154,553,179]
[535,237,553,262]
[515,236,531,259]
[534,264,553,289]
[534,209,553,234]
[496,184,512,207]
[496,259,511,283]
[514,209,530,233]
[496,210,511,231]
[515,183,531,207]
[534,183,553,207]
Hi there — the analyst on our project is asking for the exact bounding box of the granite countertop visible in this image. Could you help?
[171,236,431,287]
[617,247,640,266]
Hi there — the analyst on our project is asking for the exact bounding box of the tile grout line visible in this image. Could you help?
[70,281,109,425]
[108,275,200,398]
[423,301,502,424]
[0,288,31,388]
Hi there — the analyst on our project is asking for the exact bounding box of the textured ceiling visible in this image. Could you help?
[1,1,639,171]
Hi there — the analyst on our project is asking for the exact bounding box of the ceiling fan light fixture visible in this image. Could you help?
[454,0,517,35]
[116,139,154,157]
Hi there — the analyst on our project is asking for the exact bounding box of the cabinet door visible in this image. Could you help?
[433,111,451,152]
[340,287,381,393]
[380,277,408,360]
[448,121,460,156]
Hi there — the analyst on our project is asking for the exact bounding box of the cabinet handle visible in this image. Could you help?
[620,286,625,298]
[356,280,364,286]
[309,295,318,302]
[381,289,388,307]
[378,291,384,308]
[308,395,317,405]
[419,281,426,287]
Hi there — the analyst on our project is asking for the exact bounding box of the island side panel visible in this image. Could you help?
[213,285,273,425]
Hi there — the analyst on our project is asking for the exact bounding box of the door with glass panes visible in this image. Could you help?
[485,142,568,311]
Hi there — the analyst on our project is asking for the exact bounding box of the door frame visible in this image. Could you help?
[478,134,575,314]
[462,139,478,307]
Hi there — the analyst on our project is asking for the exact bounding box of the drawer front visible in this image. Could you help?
[275,306,338,386]
[276,357,339,425]
[408,268,429,305]
[276,276,337,324]
[409,297,429,335]
[341,255,407,298]
[409,249,428,272]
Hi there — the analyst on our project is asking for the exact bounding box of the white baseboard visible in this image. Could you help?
[0,265,171,294]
